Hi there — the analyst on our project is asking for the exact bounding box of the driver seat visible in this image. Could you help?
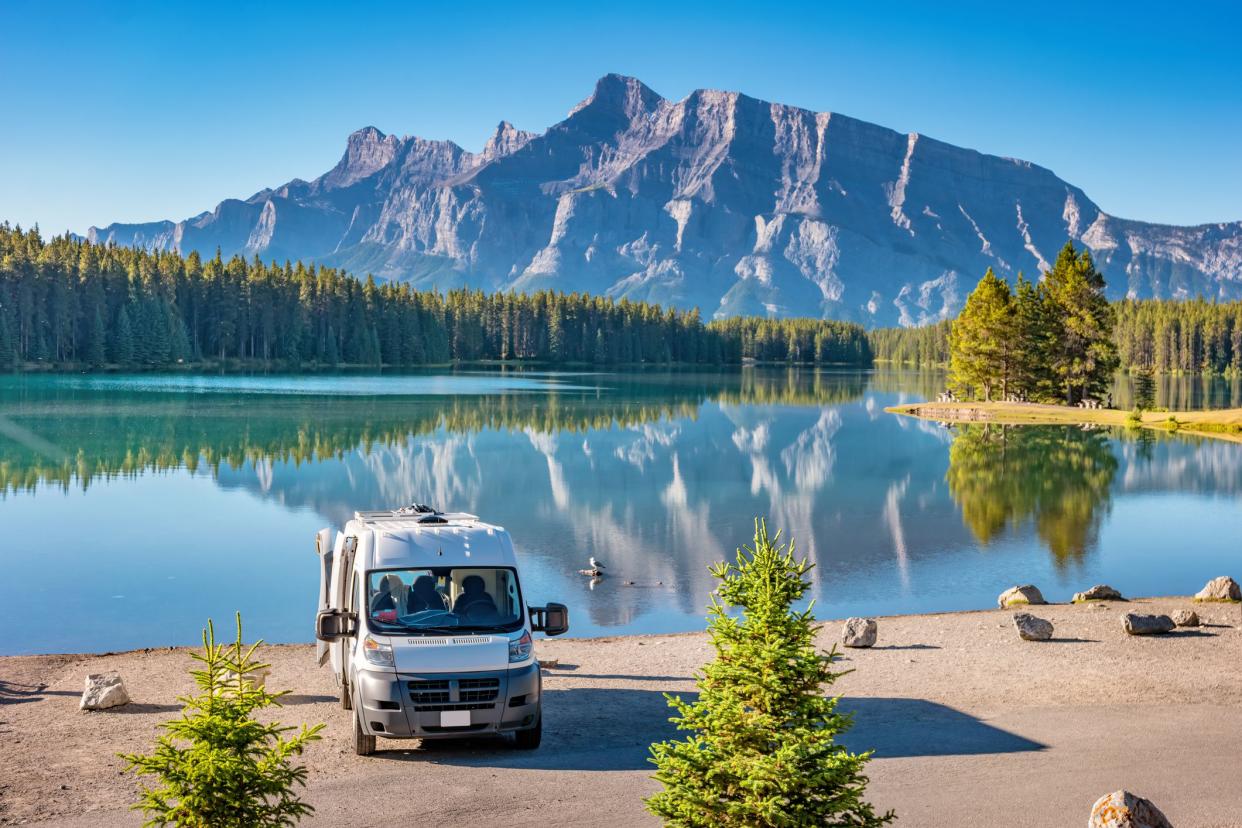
[407,575,448,613]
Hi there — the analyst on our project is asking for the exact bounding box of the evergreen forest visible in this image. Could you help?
[0,225,871,370]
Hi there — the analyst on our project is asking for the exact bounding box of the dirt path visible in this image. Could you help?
[3,597,1240,826]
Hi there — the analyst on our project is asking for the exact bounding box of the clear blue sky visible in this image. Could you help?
[2,0,1239,235]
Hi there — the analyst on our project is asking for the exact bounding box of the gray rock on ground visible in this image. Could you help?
[1072,584,1125,603]
[1088,789,1173,827]
[1194,575,1241,602]
[1122,613,1176,636]
[841,617,878,648]
[1171,609,1200,627]
[998,584,1046,608]
[80,673,130,711]
[1012,612,1054,641]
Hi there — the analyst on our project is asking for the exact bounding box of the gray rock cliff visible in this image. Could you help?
[88,74,1242,325]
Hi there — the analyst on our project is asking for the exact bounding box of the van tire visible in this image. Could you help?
[353,709,376,756]
[513,714,542,750]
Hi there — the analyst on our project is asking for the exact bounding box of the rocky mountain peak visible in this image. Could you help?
[569,73,664,120]
[323,126,403,189]
[482,120,536,162]
[86,75,1242,326]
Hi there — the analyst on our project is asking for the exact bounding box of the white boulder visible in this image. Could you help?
[841,617,878,648]
[1088,790,1172,827]
[80,673,130,711]
[1171,609,1200,627]
[1194,576,1241,602]
[1072,584,1124,603]
[998,585,1046,608]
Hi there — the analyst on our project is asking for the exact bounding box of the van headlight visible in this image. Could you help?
[363,635,394,667]
[508,631,533,663]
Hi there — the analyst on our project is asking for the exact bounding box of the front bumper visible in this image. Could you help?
[354,662,540,739]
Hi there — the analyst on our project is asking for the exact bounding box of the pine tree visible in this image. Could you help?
[1042,242,1119,405]
[169,307,193,364]
[1133,367,1156,411]
[121,615,323,826]
[324,324,340,367]
[111,305,135,365]
[0,312,16,368]
[646,520,893,828]
[145,297,172,364]
[1010,275,1053,401]
[368,326,382,367]
[85,306,108,366]
[949,268,1014,400]
[548,307,565,362]
[593,329,607,364]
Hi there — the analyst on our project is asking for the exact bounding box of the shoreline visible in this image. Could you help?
[1,593,1228,660]
[887,400,1242,443]
[3,595,1240,826]
[3,593,1238,660]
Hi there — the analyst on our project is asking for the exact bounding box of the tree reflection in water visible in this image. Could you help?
[946,424,1118,565]
[0,368,868,494]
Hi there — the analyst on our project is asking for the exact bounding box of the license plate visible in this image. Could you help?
[440,710,470,727]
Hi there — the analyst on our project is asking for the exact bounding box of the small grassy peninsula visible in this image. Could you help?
[886,400,1242,443]
[894,242,1242,443]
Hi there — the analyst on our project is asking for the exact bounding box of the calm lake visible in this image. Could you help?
[1,368,1240,655]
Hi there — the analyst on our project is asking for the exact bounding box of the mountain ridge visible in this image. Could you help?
[88,73,1242,326]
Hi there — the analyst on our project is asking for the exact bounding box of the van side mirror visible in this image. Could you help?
[529,602,569,637]
[316,609,357,641]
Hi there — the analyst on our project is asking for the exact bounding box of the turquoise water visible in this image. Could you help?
[0,368,1239,655]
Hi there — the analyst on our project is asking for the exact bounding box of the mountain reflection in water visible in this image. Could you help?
[0,368,1239,654]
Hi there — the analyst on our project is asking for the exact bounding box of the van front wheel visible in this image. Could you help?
[353,709,376,756]
[513,714,542,750]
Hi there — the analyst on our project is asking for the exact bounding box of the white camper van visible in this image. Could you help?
[314,505,569,755]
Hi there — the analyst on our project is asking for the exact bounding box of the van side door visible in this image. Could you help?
[327,533,357,682]
[315,528,335,666]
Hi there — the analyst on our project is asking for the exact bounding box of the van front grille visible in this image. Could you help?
[407,677,500,710]
[408,679,450,705]
[459,678,500,703]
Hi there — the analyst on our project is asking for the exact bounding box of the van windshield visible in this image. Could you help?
[366,567,523,634]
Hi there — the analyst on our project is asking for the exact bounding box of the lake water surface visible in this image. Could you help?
[1,368,1239,655]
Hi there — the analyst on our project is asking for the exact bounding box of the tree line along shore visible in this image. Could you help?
[871,295,1242,377]
[0,225,867,370]
[3,224,1241,374]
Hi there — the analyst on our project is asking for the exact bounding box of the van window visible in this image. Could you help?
[366,568,523,634]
